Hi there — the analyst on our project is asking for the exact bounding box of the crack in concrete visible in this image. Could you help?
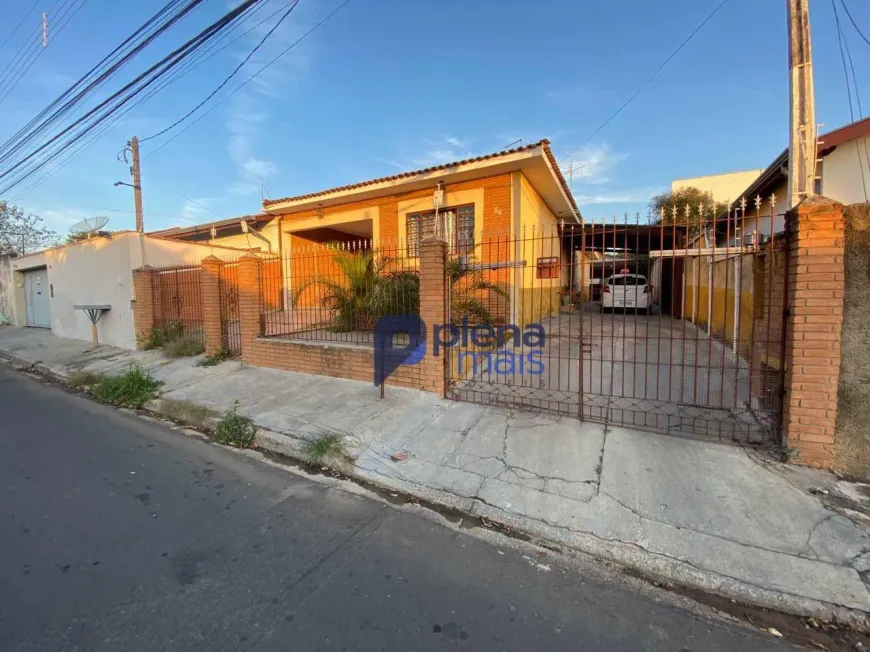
[805,514,835,560]
[597,488,850,566]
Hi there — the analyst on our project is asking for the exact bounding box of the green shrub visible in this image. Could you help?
[68,370,106,389]
[163,336,204,358]
[213,403,257,448]
[138,321,184,351]
[302,434,350,463]
[197,347,231,367]
[93,365,162,408]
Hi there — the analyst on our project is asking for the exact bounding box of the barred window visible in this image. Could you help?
[407,204,474,256]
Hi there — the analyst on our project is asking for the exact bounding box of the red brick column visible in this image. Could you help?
[200,256,224,355]
[419,236,447,396]
[132,266,156,349]
[237,254,264,361]
[782,196,845,469]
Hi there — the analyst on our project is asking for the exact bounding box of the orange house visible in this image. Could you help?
[152,140,581,327]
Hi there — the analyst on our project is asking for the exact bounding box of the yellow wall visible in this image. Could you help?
[671,169,763,204]
[682,253,757,357]
[516,174,564,325]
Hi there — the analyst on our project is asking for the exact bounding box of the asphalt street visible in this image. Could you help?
[0,362,798,651]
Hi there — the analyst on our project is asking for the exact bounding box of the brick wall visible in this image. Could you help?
[201,257,224,355]
[782,197,845,469]
[236,254,436,392]
[132,267,155,348]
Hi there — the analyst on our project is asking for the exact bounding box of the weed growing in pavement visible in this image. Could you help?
[197,347,231,367]
[68,370,106,389]
[160,398,216,430]
[92,365,162,409]
[213,402,257,448]
[163,336,204,358]
[302,434,351,463]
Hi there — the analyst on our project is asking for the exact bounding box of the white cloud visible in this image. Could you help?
[561,143,629,186]
[445,136,465,148]
[179,198,222,222]
[224,1,320,197]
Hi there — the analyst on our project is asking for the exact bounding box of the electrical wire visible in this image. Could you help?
[0,0,198,165]
[0,0,41,57]
[838,0,870,48]
[0,0,264,194]
[832,0,868,202]
[146,0,352,158]
[559,0,729,164]
[141,0,300,142]
[0,0,88,108]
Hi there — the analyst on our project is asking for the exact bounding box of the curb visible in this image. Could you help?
[2,347,868,631]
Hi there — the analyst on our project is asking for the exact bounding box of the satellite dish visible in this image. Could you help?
[69,216,110,238]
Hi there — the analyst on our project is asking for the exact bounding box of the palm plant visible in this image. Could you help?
[446,257,509,325]
[290,248,507,332]
[290,249,419,332]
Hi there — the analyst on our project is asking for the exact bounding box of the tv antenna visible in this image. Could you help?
[69,216,110,239]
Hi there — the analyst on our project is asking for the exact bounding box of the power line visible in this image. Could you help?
[832,0,869,202]
[559,0,729,164]
[838,0,870,48]
[0,0,88,108]
[141,0,300,142]
[0,0,197,166]
[146,0,352,158]
[0,0,40,57]
[0,0,264,194]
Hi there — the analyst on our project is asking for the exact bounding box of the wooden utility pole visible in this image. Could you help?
[787,0,817,209]
[130,136,144,233]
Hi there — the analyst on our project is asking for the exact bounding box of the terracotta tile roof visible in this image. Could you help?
[262,139,580,217]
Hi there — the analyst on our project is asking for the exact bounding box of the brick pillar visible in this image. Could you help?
[782,196,845,469]
[237,254,264,362]
[200,256,225,355]
[419,236,447,396]
[132,266,156,349]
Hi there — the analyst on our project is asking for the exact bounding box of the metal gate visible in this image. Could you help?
[218,261,242,354]
[24,268,51,328]
[446,205,788,445]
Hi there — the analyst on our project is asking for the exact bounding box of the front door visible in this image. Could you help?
[24,268,50,328]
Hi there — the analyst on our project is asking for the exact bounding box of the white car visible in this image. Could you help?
[601,274,653,314]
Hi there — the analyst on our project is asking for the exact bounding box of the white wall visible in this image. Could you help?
[204,221,281,253]
[7,233,227,350]
[10,237,135,348]
[821,136,870,205]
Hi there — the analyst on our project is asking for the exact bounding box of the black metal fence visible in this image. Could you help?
[446,203,789,445]
[260,239,420,346]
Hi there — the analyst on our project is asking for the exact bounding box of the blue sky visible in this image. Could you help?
[1,0,869,236]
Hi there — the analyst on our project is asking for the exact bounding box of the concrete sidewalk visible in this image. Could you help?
[2,326,869,626]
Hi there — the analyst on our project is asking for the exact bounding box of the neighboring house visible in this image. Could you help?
[672,169,764,205]
[724,116,870,242]
[154,140,580,326]
[5,232,237,349]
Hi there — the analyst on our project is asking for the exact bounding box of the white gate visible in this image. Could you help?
[24,268,50,328]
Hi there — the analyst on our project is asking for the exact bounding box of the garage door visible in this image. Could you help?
[24,268,51,328]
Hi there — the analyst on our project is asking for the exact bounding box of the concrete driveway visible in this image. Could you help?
[449,305,777,444]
